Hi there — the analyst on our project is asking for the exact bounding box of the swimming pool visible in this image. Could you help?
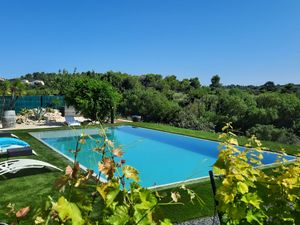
[31,126,295,188]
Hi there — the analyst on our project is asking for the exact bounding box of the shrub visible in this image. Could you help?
[119,88,180,123]
[246,124,300,145]
[32,107,46,122]
[214,123,300,225]
[172,110,215,131]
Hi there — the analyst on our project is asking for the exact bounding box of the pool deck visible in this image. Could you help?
[0,118,132,131]
[0,124,62,130]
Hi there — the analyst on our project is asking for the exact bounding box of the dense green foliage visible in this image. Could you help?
[214,123,300,224]
[19,71,300,144]
[64,76,121,121]
[0,80,11,115]
[0,79,26,111]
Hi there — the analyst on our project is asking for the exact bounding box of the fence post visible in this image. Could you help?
[209,170,222,223]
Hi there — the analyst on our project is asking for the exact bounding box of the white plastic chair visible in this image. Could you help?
[65,116,81,126]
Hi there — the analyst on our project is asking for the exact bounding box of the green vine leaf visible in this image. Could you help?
[106,205,130,225]
[237,182,248,194]
[52,196,84,225]
[135,189,158,210]
[122,165,140,182]
[96,182,120,207]
[241,193,261,209]
[246,210,266,225]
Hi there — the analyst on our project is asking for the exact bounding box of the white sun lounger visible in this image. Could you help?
[65,116,81,126]
[0,159,62,176]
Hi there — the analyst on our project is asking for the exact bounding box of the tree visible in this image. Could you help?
[256,92,300,128]
[119,88,180,123]
[65,77,121,121]
[261,81,277,92]
[217,94,248,121]
[139,74,163,89]
[121,76,139,90]
[164,75,180,91]
[5,70,300,141]
[189,77,201,89]
[0,80,11,115]
[101,71,125,90]
[8,79,26,110]
[187,87,209,103]
[179,79,191,93]
[282,83,296,94]
[210,75,221,88]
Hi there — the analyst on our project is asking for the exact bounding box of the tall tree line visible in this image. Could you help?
[20,71,300,144]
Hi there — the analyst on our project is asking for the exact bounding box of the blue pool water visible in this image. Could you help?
[31,126,295,187]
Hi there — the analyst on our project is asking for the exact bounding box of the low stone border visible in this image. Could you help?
[176,216,220,225]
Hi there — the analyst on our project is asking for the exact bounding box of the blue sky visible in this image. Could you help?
[0,0,299,85]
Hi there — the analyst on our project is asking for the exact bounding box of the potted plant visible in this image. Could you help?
[1,79,26,128]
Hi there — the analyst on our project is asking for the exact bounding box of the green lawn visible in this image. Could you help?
[0,122,299,224]
[0,131,69,223]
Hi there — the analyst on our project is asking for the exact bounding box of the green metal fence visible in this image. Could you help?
[0,95,64,114]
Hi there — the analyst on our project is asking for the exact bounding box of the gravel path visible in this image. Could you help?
[176,216,220,225]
